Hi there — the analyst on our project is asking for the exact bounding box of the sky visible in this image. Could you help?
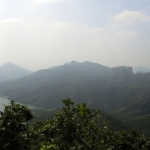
[0,0,150,71]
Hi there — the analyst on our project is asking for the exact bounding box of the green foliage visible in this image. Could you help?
[30,98,150,150]
[2,62,150,138]
[0,99,150,150]
[31,98,101,149]
[0,101,34,150]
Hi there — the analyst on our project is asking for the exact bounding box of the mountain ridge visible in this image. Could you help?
[133,66,150,73]
[0,62,32,81]
[1,61,150,136]
[0,61,111,109]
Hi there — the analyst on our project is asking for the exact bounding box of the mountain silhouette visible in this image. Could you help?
[0,62,32,81]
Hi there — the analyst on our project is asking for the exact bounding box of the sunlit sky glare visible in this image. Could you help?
[0,0,150,71]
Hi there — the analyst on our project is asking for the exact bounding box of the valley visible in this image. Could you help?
[0,61,150,137]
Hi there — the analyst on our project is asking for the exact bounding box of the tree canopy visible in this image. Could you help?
[0,99,150,150]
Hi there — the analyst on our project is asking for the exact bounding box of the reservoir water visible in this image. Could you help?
[0,96,38,111]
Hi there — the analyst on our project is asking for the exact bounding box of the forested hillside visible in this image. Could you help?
[0,99,149,150]
[1,61,150,136]
[0,61,111,109]
[31,108,129,131]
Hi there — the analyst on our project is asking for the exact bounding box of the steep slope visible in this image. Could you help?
[0,62,32,81]
[1,61,150,136]
[97,73,150,137]
[0,61,111,109]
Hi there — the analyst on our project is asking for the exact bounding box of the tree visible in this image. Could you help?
[30,98,150,150]
[0,99,150,150]
[0,101,34,150]
[31,98,101,149]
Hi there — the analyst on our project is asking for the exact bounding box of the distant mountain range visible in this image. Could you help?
[0,62,32,81]
[133,66,150,73]
[0,61,111,108]
[1,61,150,136]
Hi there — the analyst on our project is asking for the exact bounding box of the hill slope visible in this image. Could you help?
[0,61,111,109]
[1,61,150,136]
[0,62,32,81]
[31,108,129,131]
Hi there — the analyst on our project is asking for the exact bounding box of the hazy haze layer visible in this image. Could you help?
[0,0,150,71]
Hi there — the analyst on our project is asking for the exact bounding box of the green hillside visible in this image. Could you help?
[1,99,149,150]
[1,61,150,136]
[0,61,111,109]
[31,108,129,131]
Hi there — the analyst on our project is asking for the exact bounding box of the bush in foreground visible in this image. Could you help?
[0,98,150,150]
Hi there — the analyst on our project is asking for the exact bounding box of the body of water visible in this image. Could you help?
[0,97,38,111]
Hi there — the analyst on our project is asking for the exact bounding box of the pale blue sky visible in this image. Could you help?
[0,0,150,71]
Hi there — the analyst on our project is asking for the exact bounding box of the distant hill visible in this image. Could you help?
[0,61,111,109]
[2,61,150,136]
[96,73,150,137]
[133,66,150,73]
[0,62,32,81]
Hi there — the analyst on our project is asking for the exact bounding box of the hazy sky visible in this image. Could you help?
[0,0,150,71]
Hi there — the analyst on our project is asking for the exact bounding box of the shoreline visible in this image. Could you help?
[0,96,39,109]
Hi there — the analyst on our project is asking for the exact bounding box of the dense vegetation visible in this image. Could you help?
[0,99,150,150]
[31,108,129,131]
[1,61,150,137]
